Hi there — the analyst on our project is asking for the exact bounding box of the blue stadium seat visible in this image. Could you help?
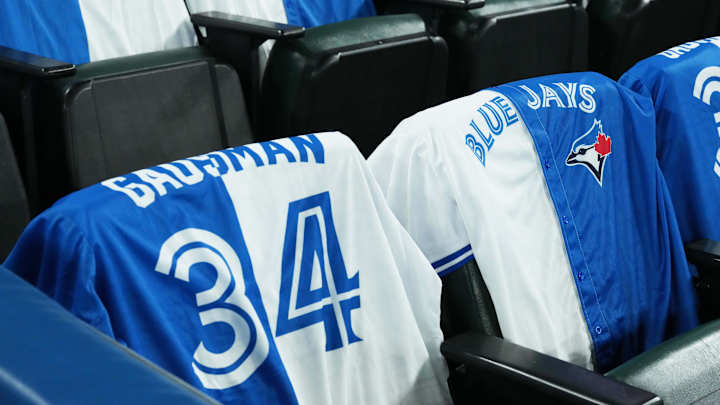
[0,113,29,261]
[0,266,218,405]
[0,1,253,213]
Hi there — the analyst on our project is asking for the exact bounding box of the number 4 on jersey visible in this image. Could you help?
[276,191,361,351]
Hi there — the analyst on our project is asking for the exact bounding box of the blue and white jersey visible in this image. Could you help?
[368,72,698,372]
[5,133,450,404]
[0,0,196,64]
[620,37,720,246]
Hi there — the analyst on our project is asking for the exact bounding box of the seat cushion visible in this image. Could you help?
[607,320,720,405]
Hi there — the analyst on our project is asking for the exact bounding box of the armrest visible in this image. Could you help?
[442,333,661,405]
[0,45,76,78]
[407,0,485,10]
[191,12,305,42]
[686,239,720,273]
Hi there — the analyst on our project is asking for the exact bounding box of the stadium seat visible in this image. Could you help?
[587,0,720,79]
[369,71,720,402]
[0,113,29,261]
[186,2,448,156]
[382,0,588,99]
[0,267,218,405]
[187,0,377,74]
[620,37,720,322]
[4,133,451,404]
[0,1,253,213]
[606,319,720,405]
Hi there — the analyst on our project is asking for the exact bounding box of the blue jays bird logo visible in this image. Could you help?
[566,119,612,185]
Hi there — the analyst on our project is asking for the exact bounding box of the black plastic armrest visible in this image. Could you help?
[191,12,305,42]
[0,45,76,77]
[442,333,661,405]
[407,0,485,10]
[686,239,720,273]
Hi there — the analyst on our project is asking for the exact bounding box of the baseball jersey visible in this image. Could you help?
[0,0,197,65]
[368,72,698,373]
[620,37,720,246]
[4,133,450,404]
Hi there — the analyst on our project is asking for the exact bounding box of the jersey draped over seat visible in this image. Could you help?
[368,72,698,373]
[4,133,450,405]
[620,36,720,245]
[0,0,197,64]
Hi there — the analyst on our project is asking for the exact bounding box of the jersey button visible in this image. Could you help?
[577,272,584,281]
[544,160,551,169]
[595,326,603,335]
[561,216,569,225]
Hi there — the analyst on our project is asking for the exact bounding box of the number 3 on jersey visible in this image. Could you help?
[276,191,361,351]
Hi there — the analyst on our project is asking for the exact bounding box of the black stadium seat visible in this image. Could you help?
[588,0,720,79]
[260,14,448,157]
[0,46,253,213]
[192,10,448,157]
[0,113,29,261]
[383,0,588,99]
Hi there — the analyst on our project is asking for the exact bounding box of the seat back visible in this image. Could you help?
[261,14,448,156]
[0,2,254,212]
[0,114,29,261]
[588,0,720,79]
[28,48,253,210]
[5,133,450,404]
[619,38,720,246]
[369,72,698,373]
[0,267,218,405]
[438,0,588,99]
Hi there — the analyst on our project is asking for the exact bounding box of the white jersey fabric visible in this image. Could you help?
[369,90,595,369]
[5,132,449,404]
[78,0,197,61]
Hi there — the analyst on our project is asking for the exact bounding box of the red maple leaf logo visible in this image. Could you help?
[594,132,612,156]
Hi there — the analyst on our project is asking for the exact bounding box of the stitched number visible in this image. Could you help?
[276,191,361,351]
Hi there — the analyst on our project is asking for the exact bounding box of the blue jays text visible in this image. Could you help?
[102,134,325,208]
[466,84,597,166]
[465,95,520,166]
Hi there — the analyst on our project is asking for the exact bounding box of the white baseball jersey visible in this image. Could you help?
[6,133,450,404]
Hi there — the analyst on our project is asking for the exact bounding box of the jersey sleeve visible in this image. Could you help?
[359,157,451,403]
[368,120,473,276]
[3,214,115,337]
